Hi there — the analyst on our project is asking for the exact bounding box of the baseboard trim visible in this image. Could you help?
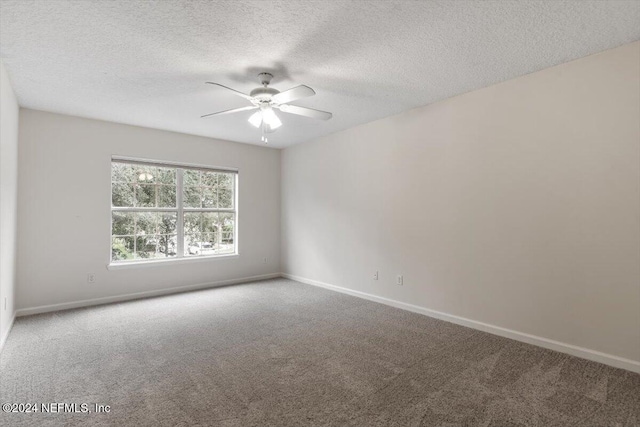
[281,273,640,374]
[0,312,16,354]
[16,273,281,317]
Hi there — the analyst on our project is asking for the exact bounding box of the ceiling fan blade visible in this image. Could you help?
[277,104,332,121]
[201,105,257,118]
[205,82,254,101]
[272,85,315,104]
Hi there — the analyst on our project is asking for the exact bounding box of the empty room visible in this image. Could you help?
[1,1,639,426]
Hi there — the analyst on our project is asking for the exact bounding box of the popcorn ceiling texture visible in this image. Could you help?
[0,0,639,148]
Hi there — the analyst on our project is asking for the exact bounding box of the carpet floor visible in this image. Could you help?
[0,278,638,426]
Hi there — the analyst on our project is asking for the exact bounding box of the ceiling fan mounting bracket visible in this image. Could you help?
[258,72,273,87]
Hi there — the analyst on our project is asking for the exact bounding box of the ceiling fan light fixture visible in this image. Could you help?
[262,108,282,130]
[248,111,262,128]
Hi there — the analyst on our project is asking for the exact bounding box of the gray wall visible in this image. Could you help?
[281,42,640,364]
[0,60,19,350]
[17,110,281,310]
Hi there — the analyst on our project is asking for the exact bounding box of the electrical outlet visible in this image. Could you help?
[373,271,378,280]
[397,275,403,286]
[87,273,96,284]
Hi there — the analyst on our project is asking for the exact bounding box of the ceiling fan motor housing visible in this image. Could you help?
[250,86,279,102]
[250,72,279,103]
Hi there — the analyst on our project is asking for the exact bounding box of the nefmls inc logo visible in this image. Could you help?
[41,403,90,413]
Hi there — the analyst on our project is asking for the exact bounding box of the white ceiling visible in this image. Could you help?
[1,1,639,148]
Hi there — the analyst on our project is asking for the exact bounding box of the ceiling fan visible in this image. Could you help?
[201,73,332,143]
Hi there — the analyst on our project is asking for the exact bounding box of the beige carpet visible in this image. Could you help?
[1,278,638,426]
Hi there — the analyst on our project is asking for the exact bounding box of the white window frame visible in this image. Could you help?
[108,156,238,268]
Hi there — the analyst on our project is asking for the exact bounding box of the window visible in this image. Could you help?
[110,158,237,264]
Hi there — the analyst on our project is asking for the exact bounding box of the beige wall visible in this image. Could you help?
[281,42,640,364]
[0,60,19,350]
[17,110,281,310]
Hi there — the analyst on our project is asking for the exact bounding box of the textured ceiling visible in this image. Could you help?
[1,1,639,148]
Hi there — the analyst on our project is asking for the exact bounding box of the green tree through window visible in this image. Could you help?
[111,160,237,263]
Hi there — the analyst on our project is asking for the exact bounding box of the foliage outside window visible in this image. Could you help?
[111,159,237,263]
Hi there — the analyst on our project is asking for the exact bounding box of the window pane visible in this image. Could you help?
[112,163,137,183]
[183,186,201,208]
[157,235,177,258]
[135,236,156,259]
[112,183,134,207]
[219,213,235,253]
[218,188,233,208]
[218,173,233,189]
[194,233,214,255]
[201,171,218,187]
[156,167,176,185]
[202,187,217,208]
[134,165,156,184]
[184,170,200,186]
[201,212,219,234]
[136,212,157,235]
[184,212,201,235]
[158,185,176,207]
[202,232,217,246]
[220,212,234,226]
[158,213,177,235]
[112,212,135,235]
[136,184,156,207]
[217,243,235,255]
[112,236,134,261]
[184,234,202,256]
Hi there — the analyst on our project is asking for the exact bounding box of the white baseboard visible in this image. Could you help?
[0,312,16,353]
[16,273,281,317]
[13,271,640,373]
[282,273,640,374]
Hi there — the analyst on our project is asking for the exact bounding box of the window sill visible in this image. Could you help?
[107,253,239,270]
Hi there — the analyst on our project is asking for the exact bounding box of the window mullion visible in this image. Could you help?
[177,168,184,258]
[183,208,236,213]
[113,207,178,212]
